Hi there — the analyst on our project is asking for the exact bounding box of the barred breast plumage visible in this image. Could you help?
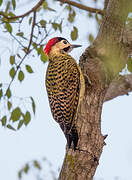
[44,37,85,150]
[46,54,81,149]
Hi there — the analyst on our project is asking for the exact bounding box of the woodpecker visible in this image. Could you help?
[44,37,85,150]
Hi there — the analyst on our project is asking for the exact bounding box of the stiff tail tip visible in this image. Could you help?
[66,129,78,151]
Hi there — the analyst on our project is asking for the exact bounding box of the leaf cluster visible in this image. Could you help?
[0,82,36,130]
[0,0,132,133]
[18,158,58,180]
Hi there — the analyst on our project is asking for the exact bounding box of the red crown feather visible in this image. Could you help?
[44,37,59,56]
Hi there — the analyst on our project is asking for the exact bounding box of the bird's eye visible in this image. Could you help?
[63,40,67,44]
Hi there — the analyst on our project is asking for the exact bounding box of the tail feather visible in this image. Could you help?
[66,128,78,150]
[60,123,78,150]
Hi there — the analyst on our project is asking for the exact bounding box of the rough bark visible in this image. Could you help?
[59,0,131,180]
[59,55,107,180]
[104,0,109,10]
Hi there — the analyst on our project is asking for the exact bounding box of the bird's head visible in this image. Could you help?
[44,37,81,57]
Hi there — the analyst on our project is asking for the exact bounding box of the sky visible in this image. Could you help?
[0,0,132,180]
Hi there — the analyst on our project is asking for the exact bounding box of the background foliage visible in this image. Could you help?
[0,0,132,179]
[0,0,104,131]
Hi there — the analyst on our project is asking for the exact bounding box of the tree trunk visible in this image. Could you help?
[59,0,131,179]
[59,43,107,179]
[59,92,106,180]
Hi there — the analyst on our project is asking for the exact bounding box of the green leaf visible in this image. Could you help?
[41,52,47,63]
[40,20,46,28]
[5,23,12,33]
[8,11,15,17]
[88,12,93,18]
[95,13,102,26]
[18,70,24,82]
[0,89,3,98]
[18,170,22,179]
[16,32,24,37]
[88,34,94,43]
[17,120,24,130]
[6,88,11,98]
[25,65,33,73]
[52,23,58,31]
[10,55,15,65]
[52,22,62,32]
[65,4,72,11]
[0,0,3,6]
[68,10,76,23]
[24,111,31,126]
[71,26,78,40]
[127,58,132,73]
[5,12,17,22]
[1,116,7,126]
[30,97,35,114]
[7,101,12,110]
[58,23,62,33]
[12,0,16,10]
[11,107,21,122]
[95,13,99,22]
[32,42,37,50]
[9,67,15,78]
[16,32,25,38]
[37,46,43,55]
[5,1,10,13]
[0,83,2,87]
[29,17,32,25]
[7,124,16,131]
[24,164,29,174]
[43,1,48,9]
[33,160,41,170]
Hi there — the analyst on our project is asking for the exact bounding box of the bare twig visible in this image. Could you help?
[59,0,104,15]
[0,0,44,20]
[6,11,36,92]
[10,33,25,49]
[26,12,36,53]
